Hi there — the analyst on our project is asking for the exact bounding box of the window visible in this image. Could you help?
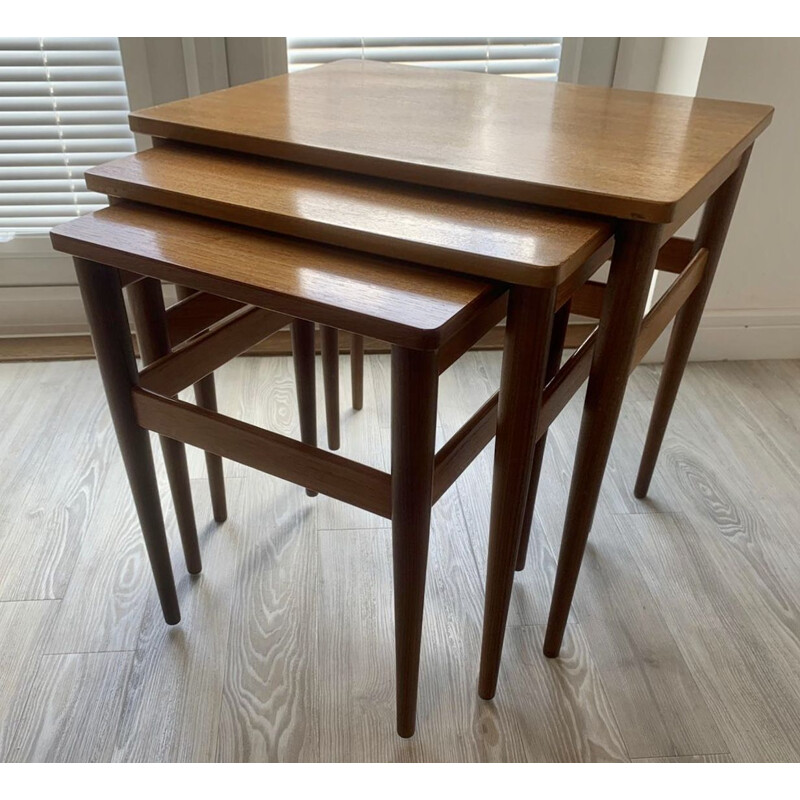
[0,37,136,235]
[286,38,562,80]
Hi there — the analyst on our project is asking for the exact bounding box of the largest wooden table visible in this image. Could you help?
[129,60,773,697]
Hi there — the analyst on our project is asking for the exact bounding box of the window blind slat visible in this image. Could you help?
[2,81,130,97]
[0,191,108,206]
[0,110,130,126]
[0,37,135,234]
[0,125,136,141]
[0,37,120,51]
[0,50,123,67]
[2,179,95,192]
[0,66,126,82]
[2,166,90,180]
[287,37,562,80]
[0,151,134,166]
[0,96,131,111]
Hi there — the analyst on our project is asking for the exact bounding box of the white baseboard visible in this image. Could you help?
[2,288,799,362]
[640,308,800,362]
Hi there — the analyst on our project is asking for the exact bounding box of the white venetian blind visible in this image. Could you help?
[0,37,136,234]
[287,37,562,80]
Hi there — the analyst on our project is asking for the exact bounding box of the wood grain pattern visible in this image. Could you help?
[129,60,773,223]
[86,142,613,287]
[111,478,243,762]
[500,624,628,761]
[216,475,319,762]
[563,510,727,760]
[634,754,733,763]
[43,457,156,654]
[2,355,799,761]
[51,203,503,350]
[617,511,800,762]
[0,601,58,760]
[0,362,117,601]
[7,652,134,762]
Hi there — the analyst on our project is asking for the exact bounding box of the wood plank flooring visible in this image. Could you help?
[0,353,798,762]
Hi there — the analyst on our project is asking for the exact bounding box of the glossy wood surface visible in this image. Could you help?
[173,285,228,524]
[86,142,612,287]
[479,284,556,699]
[127,278,201,574]
[129,60,773,223]
[390,346,439,737]
[635,150,752,498]
[133,389,392,519]
[73,260,180,625]
[291,318,319,498]
[138,307,289,397]
[542,221,664,659]
[320,326,340,451]
[50,203,503,350]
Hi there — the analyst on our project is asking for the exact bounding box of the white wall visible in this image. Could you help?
[693,38,800,358]
[617,37,799,362]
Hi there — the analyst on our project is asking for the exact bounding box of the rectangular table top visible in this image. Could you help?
[130,60,773,224]
[86,141,612,288]
[51,202,503,349]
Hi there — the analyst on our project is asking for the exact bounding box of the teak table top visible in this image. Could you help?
[51,202,503,349]
[130,60,774,224]
[86,141,612,287]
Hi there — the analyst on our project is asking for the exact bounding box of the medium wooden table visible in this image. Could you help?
[128,60,773,699]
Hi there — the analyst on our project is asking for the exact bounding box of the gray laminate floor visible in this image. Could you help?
[0,353,798,762]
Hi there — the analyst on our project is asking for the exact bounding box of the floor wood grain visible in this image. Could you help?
[0,354,798,761]
[7,651,134,762]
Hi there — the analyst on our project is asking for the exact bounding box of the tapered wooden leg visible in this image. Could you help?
[543,221,663,658]
[321,325,340,451]
[291,318,319,498]
[175,285,227,522]
[634,149,752,499]
[128,279,201,574]
[75,259,180,624]
[351,333,364,411]
[478,285,556,699]
[515,300,572,572]
[391,346,438,737]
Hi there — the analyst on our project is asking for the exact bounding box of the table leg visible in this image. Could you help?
[515,300,572,572]
[478,285,556,699]
[543,221,663,658]
[75,258,180,624]
[391,346,438,737]
[128,278,201,574]
[635,148,752,499]
[321,325,340,451]
[351,333,365,411]
[291,318,319,498]
[174,285,228,522]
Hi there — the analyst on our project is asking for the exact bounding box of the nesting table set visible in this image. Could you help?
[50,61,772,737]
